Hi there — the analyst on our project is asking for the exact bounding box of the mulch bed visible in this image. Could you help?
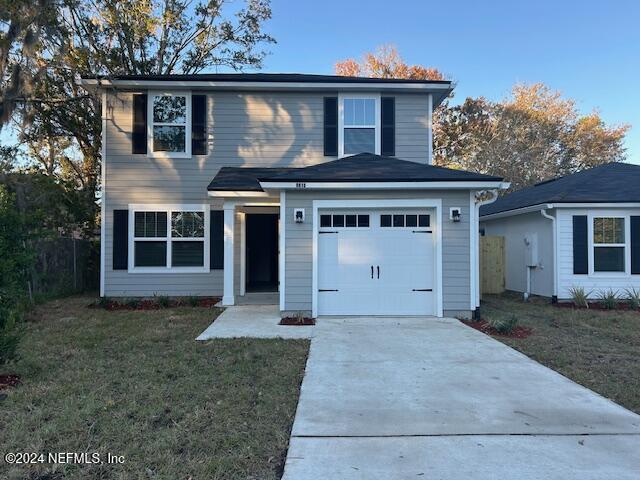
[461,320,532,339]
[279,317,316,326]
[554,302,640,312]
[0,374,21,390]
[89,297,220,311]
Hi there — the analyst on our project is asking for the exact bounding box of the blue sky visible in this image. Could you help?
[264,0,640,163]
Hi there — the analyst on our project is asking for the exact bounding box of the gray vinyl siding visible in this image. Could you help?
[481,212,555,298]
[103,90,431,296]
[283,190,472,314]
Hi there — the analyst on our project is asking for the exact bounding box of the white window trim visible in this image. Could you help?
[147,91,192,159]
[588,213,631,276]
[338,93,381,157]
[128,203,210,273]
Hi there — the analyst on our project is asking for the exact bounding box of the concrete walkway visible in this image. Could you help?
[283,316,640,479]
[196,305,315,340]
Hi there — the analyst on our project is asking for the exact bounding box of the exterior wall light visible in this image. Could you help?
[294,208,305,223]
[450,208,462,222]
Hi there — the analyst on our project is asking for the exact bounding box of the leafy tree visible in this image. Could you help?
[435,84,629,190]
[0,0,63,126]
[335,48,629,190]
[335,44,445,80]
[11,0,275,230]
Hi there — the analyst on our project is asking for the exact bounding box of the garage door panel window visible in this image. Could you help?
[131,206,208,271]
[593,217,625,272]
[380,213,431,228]
[321,214,370,228]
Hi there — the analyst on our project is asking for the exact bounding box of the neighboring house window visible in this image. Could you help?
[148,92,191,158]
[593,217,625,272]
[129,205,208,272]
[339,95,380,157]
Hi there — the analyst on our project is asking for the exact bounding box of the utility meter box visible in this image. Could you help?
[524,233,539,267]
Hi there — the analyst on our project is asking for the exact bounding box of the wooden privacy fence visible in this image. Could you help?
[480,236,505,296]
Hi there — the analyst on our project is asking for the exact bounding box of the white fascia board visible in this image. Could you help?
[78,78,452,94]
[207,190,271,198]
[260,181,509,191]
[480,202,640,221]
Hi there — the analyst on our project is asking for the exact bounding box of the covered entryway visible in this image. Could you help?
[317,209,436,316]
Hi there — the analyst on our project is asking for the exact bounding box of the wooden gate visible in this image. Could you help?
[480,236,505,296]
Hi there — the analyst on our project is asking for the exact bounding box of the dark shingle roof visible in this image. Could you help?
[480,162,640,217]
[207,167,296,191]
[82,73,451,85]
[208,153,502,191]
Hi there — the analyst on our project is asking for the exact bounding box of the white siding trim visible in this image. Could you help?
[222,201,236,305]
[239,212,246,296]
[260,181,508,190]
[100,91,107,297]
[427,93,433,164]
[279,191,286,311]
[469,192,475,310]
[311,198,443,318]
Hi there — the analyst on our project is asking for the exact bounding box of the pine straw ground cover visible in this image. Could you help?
[482,292,640,414]
[0,296,309,480]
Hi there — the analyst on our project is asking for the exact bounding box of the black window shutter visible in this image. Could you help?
[113,210,129,270]
[210,210,224,270]
[631,216,640,274]
[323,97,338,156]
[132,94,147,154]
[381,97,395,156]
[192,94,207,155]
[572,215,588,274]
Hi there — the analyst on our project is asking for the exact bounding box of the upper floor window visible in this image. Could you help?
[148,92,192,158]
[593,217,626,272]
[339,95,380,157]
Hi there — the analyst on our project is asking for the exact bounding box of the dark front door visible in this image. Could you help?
[246,213,279,292]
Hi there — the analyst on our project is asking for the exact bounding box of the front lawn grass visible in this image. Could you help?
[482,293,640,414]
[0,296,309,480]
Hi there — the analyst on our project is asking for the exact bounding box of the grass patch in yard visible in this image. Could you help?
[0,296,309,480]
[482,292,640,414]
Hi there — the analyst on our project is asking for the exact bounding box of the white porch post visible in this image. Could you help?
[222,201,235,306]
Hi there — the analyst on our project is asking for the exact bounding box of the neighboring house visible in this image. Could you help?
[80,73,507,318]
[480,163,640,301]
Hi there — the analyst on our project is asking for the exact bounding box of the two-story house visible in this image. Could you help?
[80,73,507,319]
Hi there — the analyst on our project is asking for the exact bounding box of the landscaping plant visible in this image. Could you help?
[625,287,640,310]
[598,289,619,310]
[568,286,591,308]
[156,295,171,308]
[187,296,200,307]
[488,314,519,334]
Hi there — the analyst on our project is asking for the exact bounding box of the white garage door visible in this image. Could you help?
[317,209,436,316]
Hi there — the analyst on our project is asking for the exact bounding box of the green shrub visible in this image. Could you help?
[598,289,619,310]
[0,309,21,364]
[125,297,140,309]
[156,295,170,308]
[488,314,518,334]
[568,286,591,308]
[625,287,640,310]
[187,296,200,307]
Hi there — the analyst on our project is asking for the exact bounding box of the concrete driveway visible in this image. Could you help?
[283,316,640,479]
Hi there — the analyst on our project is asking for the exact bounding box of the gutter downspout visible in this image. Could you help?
[540,205,558,302]
[474,189,502,319]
